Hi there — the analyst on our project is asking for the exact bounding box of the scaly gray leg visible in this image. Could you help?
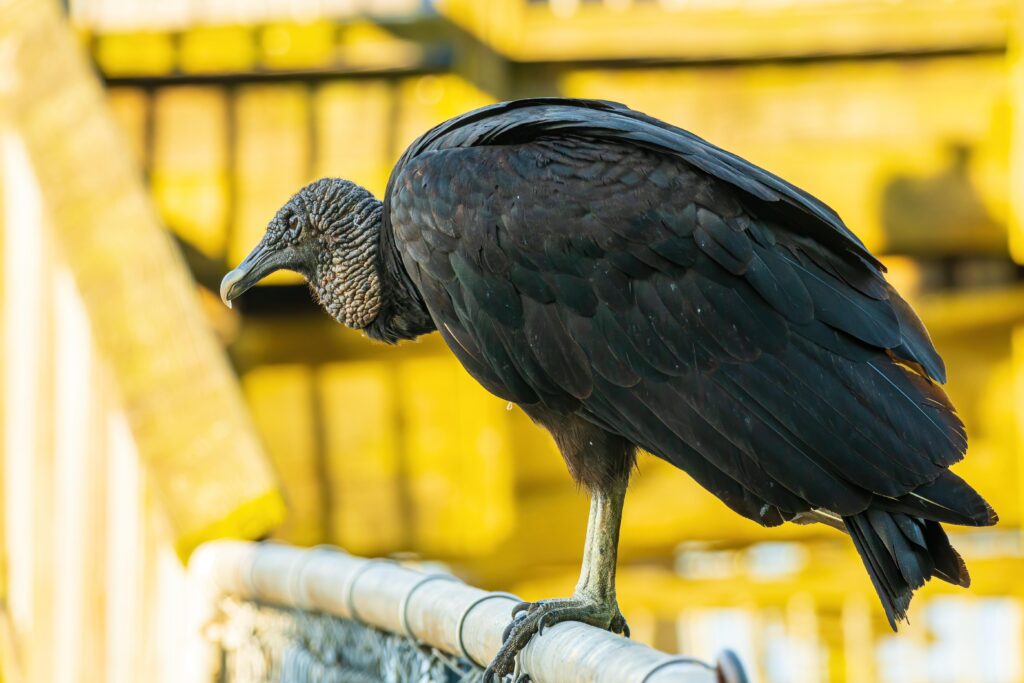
[483,476,630,681]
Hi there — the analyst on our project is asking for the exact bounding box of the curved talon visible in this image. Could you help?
[536,607,569,636]
[610,613,631,638]
[537,611,550,636]
[503,607,530,642]
[502,619,517,643]
[514,674,532,683]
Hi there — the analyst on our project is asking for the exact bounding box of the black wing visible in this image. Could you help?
[388,98,889,278]
[386,128,973,525]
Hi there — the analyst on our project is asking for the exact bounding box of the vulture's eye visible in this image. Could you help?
[286,215,302,240]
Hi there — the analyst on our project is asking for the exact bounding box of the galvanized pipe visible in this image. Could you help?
[189,541,726,683]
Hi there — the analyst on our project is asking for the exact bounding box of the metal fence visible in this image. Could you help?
[189,541,747,683]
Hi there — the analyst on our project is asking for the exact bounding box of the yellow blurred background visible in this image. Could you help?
[2,0,1024,681]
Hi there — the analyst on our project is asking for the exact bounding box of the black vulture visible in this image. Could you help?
[221,98,996,678]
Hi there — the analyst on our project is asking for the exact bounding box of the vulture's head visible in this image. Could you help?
[220,178,383,328]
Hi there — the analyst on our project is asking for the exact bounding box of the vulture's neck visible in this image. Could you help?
[362,198,436,344]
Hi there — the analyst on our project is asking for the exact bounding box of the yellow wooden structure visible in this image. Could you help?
[0,1,284,681]
[2,0,1024,681]
[93,1,1024,680]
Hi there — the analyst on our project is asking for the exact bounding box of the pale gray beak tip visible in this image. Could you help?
[220,268,245,309]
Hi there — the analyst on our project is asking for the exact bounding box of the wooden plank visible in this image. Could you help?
[314,79,394,197]
[1010,3,1024,262]
[0,0,286,561]
[318,360,405,555]
[398,356,515,557]
[441,0,1010,62]
[151,86,230,259]
[243,364,324,546]
[1,131,55,683]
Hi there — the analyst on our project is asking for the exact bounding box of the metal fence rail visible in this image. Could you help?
[189,541,744,683]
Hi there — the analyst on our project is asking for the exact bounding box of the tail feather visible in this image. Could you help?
[885,470,998,527]
[922,519,970,587]
[846,510,969,629]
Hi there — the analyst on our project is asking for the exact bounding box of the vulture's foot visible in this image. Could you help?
[482,595,629,681]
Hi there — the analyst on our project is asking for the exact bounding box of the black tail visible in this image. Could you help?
[845,510,968,628]
[844,470,997,628]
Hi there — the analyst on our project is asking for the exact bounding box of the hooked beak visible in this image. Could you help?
[220,242,294,308]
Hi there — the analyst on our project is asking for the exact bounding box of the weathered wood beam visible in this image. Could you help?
[0,0,285,560]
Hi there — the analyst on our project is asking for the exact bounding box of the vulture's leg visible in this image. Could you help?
[484,419,632,681]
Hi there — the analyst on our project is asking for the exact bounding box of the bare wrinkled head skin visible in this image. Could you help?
[221,178,383,329]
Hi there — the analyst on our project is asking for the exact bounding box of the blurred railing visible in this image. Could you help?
[188,541,747,683]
